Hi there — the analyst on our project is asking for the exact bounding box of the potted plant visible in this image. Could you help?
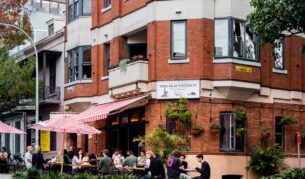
[165,98,192,123]
[191,123,205,136]
[235,109,247,121]
[261,127,271,138]
[210,123,221,133]
[236,127,247,137]
[279,116,298,126]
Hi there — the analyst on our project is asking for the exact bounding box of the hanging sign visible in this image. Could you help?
[40,131,50,152]
[156,80,200,99]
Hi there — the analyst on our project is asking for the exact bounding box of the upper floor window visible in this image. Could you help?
[273,38,284,70]
[215,18,259,61]
[220,112,244,152]
[48,23,54,36]
[68,0,91,22]
[104,0,111,8]
[104,43,110,76]
[171,20,187,60]
[275,116,285,150]
[68,46,92,82]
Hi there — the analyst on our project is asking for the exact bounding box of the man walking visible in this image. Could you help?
[193,154,210,179]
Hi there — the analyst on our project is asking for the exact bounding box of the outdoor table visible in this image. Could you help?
[124,166,146,176]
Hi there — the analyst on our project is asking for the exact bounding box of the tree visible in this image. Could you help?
[133,128,185,161]
[0,45,35,113]
[247,0,305,50]
[0,0,32,47]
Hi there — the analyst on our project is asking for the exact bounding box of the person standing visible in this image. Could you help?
[123,150,137,167]
[24,146,33,169]
[32,147,46,170]
[149,152,165,179]
[193,154,210,179]
[98,149,112,175]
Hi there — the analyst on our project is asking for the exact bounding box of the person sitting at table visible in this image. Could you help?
[167,150,190,179]
[113,150,124,170]
[72,148,82,174]
[89,153,97,165]
[32,147,46,170]
[68,146,75,160]
[98,149,112,175]
[63,149,71,164]
[82,153,90,165]
[139,150,153,179]
[123,150,137,167]
[180,154,188,174]
[137,150,146,166]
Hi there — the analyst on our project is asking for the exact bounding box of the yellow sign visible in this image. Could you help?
[40,131,50,152]
[235,65,252,73]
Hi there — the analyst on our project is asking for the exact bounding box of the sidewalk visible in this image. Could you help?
[0,174,11,179]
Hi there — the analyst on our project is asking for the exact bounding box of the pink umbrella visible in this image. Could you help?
[0,121,25,134]
[29,116,101,173]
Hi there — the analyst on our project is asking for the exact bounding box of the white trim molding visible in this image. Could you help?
[272,68,288,74]
[64,79,92,88]
[101,5,112,13]
[168,58,190,64]
[213,58,261,67]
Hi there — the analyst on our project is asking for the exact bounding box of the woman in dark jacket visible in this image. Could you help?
[149,153,165,179]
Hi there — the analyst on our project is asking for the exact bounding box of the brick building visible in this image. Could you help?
[64,0,305,178]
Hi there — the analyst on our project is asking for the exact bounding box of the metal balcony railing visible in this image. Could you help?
[39,86,61,103]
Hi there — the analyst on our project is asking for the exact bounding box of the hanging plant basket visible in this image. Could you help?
[165,98,192,123]
[191,126,205,136]
[210,123,221,133]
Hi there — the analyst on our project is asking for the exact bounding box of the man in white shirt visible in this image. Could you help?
[24,146,33,169]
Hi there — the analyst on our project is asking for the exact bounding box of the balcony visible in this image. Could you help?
[109,59,149,99]
[40,86,61,105]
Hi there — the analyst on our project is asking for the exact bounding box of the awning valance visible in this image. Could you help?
[75,95,149,123]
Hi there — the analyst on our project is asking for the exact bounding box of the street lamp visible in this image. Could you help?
[0,23,39,149]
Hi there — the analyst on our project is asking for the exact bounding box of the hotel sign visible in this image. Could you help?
[156,80,200,99]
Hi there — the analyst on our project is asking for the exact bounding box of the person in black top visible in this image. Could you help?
[167,150,184,179]
[193,154,210,179]
[32,147,46,170]
[180,154,188,174]
[149,152,165,179]
[68,146,75,160]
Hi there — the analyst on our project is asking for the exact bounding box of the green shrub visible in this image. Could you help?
[12,172,26,179]
[247,144,286,177]
[280,116,298,126]
[165,98,192,123]
[97,174,137,179]
[26,168,41,179]
[264,168,305,179]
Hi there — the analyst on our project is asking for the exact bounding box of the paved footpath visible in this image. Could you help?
[0,174,11,179]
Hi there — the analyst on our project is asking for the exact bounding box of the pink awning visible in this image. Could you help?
[0,121,25,134]
[76,95,149,123]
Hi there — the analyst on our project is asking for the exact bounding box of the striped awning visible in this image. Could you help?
[75,95,149,123]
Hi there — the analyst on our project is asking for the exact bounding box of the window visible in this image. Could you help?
[15,121,21,154]
[68,0,91,22]
[273,38,284,70]
[104,0,111,8]
[215,18,259,61]
[50,132,56,151]
[275,116,285,149]
[220,112,243,151]
[104,43,110,76]
[48,23,54,36]
[67,46,91,82]
[171,21,187,60]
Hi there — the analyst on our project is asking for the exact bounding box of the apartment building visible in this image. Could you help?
[64,0,305,178]
[1,0,65,155]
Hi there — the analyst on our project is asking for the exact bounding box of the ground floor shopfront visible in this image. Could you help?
[68,96,305,178]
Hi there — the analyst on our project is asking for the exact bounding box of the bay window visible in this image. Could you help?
[104,0,111,8]
[68,46,92,82]
[68,0,91,22]
[215,18,259,61]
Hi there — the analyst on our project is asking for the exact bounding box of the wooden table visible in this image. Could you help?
[124,166,146,171]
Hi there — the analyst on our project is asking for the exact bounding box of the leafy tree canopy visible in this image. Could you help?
[0,0,32,47]
[0,45,35,113]
[248,0,305,47]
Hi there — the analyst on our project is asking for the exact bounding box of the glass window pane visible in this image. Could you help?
[83,48,91,63]
[104,44,110,76]
[74,49,79,80]
[15,122,21,154]
[245,26,257,60]
[233,20,245,58]
[69,5,74,20]
[220,113,236,150]
[215,19,229,57]
[82,65,91,79]
[274,39,284,70]
[82,0,92,14]
[74,0,79,17]
[172,21,186,58]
